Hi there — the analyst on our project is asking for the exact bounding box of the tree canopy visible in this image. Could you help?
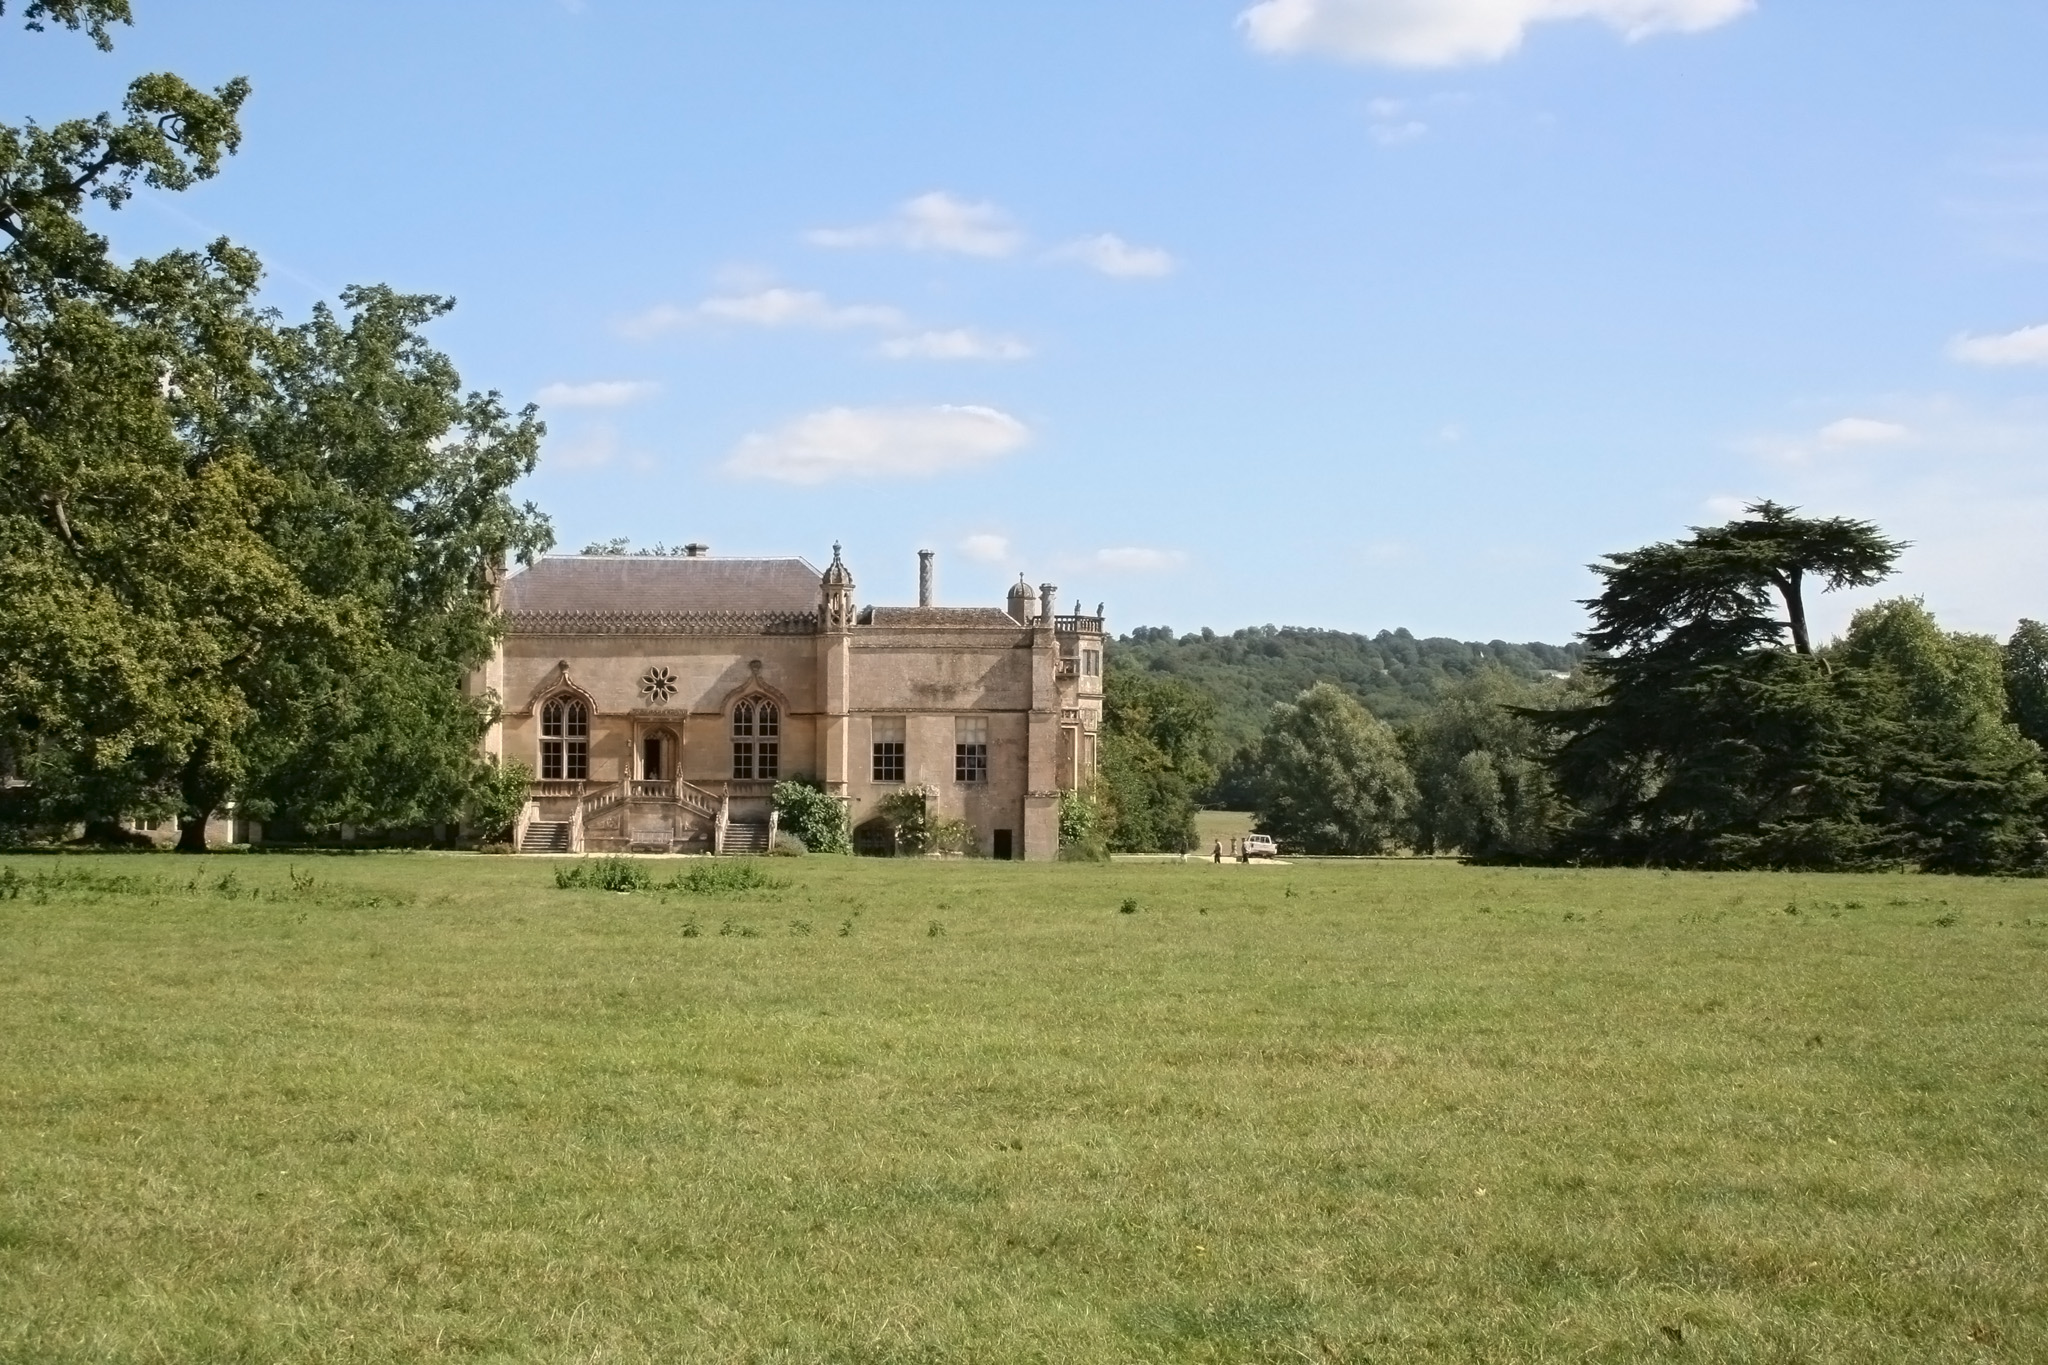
[1247,683,1415,855]
[0,8,550,848]
[1403,668,1564,861]
[1539,504,2042,872]
[1096,667,1218,853]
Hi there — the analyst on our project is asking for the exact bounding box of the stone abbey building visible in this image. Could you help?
[479,546,1104,858]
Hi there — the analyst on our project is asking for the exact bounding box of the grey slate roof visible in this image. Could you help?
[501,556,822,616]
[863,606,1025,629]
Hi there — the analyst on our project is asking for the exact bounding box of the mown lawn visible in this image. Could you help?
[1,852,2044,1362]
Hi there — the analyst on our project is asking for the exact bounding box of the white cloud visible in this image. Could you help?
[1735,416,1917,465]
[1366,97,1429,144]
[1094,546,1188,572]
[958,533,1011,563]
[1051,233,1177,278]
[1239,0,1753,67]
[724,405,1030,485]
[617,288,903,339]
[808,191,1025,258]
[878,329,1034,361]
[1819,417,1912,447]
[535,380,660,408]
[697,288,903,330]
[1949,323,2048,366]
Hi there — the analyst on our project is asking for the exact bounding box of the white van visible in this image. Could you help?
[1242,834,1278,859]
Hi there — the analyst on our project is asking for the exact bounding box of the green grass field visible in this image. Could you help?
[2,853,2044,1363]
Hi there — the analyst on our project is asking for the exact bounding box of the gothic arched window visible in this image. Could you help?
[540,696,589,781]
[731,698,779,780]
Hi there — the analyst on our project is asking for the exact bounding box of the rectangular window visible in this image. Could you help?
[1083,649,1101,676]
[732,742,754,780]
[954,716,988,784]
[872,716,906,783]
[758,741,778,780]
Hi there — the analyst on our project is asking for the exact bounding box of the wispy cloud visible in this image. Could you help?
[535,380,660,408]
[1367,97,1428,144]
[1740,416,1916,464]
[878,329,1034,361]
[1050,233,1177,278]
[724,405,1031,485]
[958,533,1011,563]
[1239,0,1753,68]
[619,287,904,339]
[1094,546,1188,572]
[1819,417,1912,447]
[808,191,1025,258]
[1949,323,2048,366]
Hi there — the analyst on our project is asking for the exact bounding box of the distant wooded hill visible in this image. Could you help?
[1109,625,1585,752]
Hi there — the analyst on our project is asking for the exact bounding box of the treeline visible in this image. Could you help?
[1093,504,2048,873]
[1114,624,1582,748]
[0,7,549,849]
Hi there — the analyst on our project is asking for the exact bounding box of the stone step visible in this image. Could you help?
[722,821,770,855]
[522,821,571,853]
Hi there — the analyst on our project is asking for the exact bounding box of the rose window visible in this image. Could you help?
[640,666,678,705]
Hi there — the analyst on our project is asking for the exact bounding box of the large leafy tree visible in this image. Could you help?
[235,287,549,836]
[1404,669,1565,861]
[2006,619,2048,754]
[1,8,549,848]
[1248,682,1415,854]
[1098,667,1218,853]
[1833,601,2046,873]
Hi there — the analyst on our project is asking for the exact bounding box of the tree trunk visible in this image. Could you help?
[176,745,230,854]
[175,812,211,853]
[1773,568,1812,655]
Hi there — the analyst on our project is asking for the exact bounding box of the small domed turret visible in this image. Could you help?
[1006,574,1036,624]
[821,541,854,591]
[820,542,856,632]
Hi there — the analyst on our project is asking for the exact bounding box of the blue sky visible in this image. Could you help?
[15,1,2048,641]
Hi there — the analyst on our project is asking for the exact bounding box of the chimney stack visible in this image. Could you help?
[1039,583,1058,627]
[918,549,935,607]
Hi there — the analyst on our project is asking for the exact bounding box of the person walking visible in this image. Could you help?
[1213,840,1223,864]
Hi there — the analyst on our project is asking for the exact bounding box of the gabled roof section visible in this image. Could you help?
[502,555,822,617]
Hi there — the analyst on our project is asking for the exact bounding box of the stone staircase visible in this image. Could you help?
[720,821,770,856]
[521,820,571,853]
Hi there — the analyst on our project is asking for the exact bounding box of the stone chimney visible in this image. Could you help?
[1039,583,1058,627]
[918,549,935,607]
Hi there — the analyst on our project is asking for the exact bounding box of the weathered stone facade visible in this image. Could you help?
[479,546,1104,859]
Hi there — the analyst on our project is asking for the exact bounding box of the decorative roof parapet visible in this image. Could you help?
[508,609,821,636]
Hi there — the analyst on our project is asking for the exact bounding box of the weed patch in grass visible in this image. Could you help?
[669,860,790,895]
[553,855,654,891]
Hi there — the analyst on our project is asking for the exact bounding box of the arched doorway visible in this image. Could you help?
[641,727,678,782]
